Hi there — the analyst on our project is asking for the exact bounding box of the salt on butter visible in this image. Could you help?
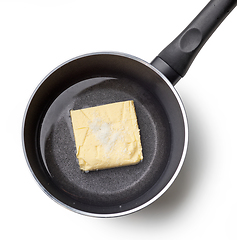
[70,100,143,172]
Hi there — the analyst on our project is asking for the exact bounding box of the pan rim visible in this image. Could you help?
[22,51,188,218]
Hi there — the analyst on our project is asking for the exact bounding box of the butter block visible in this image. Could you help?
[70,100,143,172]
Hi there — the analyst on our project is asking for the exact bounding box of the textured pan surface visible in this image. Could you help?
[40,77,171,207]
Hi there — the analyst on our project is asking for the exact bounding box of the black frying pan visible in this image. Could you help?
[22,0,237,217]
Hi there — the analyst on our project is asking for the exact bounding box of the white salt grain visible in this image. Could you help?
[89,118,121,154]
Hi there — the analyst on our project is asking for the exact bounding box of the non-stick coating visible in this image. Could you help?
[23,53,187,216]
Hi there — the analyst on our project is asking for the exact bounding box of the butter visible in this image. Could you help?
[70,100,143,171]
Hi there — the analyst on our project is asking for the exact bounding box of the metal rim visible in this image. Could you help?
[22,52,188,218]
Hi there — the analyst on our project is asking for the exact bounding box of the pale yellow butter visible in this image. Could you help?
[70,100,143,171]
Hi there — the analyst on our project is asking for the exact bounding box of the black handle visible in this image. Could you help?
[151,0,237,85]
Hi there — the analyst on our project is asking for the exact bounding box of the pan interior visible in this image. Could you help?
[40,76,171,207]
[23,53,186,216]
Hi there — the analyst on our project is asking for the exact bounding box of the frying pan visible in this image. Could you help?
[22,0,237,217]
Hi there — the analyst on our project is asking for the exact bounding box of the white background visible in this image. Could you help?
[1,0,237,239]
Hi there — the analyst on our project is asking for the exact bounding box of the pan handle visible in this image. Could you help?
[151,0,237,85]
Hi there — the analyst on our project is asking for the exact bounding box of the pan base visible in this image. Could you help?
[40,77,171,207]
